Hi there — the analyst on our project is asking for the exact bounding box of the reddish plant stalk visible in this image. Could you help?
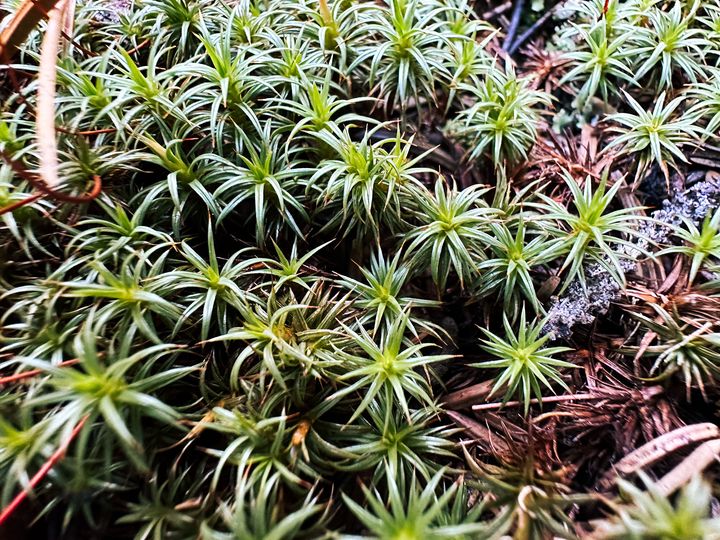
[0,359,80,386]
[0,192,44,217]
[0,414,89,527]
[0,151,103,206]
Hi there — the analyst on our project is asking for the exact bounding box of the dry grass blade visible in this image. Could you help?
[481,1,512,20]
[61,0,75,54]
[473,392,597,411]
[37,0,66,188]
[654,439,720,496]
[600,423,720,489]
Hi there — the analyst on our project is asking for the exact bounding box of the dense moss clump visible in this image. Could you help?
[2,0,720,538]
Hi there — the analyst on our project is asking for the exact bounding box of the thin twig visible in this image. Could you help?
[508,2,562,54]
[75,128,117,135]
[2,0,105,209]
[125,38,150,56]
[0,0,64,59]
[0,414,89,527]
[442,380,495,409]
[502,0,525,51]
[481,1,512,20]
[472,392,597,411]
[11,0,97,57]
[56,126,117,136]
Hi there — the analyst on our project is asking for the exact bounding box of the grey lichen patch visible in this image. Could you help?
[543,175,720,339]
[94,0,133,22]
[643,174,720,246]
[542,260,631,340]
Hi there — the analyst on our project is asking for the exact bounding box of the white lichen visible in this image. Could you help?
[543,175,720,339]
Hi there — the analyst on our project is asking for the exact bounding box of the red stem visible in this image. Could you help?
[0,192,45,217]
[0,414,89,527]
[126,38,150,56]
[0,359,80,386]
[0,149,103,204]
